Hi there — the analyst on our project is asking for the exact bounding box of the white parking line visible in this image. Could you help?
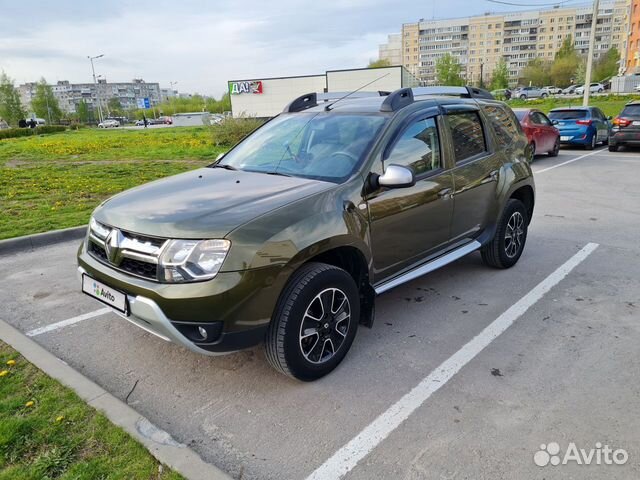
[534,148,603,174]
[306,242,599,480]
[26,308,111,337]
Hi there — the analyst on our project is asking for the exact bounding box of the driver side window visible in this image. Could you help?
[386,117,441,176]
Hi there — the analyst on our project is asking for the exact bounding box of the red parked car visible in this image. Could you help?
[513,108,560,160]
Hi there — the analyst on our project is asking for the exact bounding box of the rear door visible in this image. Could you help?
[367,111,454,280]
[443,105,502,242]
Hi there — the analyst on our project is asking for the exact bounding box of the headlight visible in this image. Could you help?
[159,239,230,283]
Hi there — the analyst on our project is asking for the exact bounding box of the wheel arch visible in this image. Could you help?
[509,184,535,224]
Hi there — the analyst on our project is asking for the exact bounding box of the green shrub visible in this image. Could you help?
[0,125,66,140]
[211,117,265,147]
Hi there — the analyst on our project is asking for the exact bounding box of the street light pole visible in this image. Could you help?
[583,0,600,107]
[169,81,178,115]
[88,54,105,123]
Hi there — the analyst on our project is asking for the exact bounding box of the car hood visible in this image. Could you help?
[93,167,335,239]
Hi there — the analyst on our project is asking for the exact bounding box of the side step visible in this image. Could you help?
[374,240,481,295]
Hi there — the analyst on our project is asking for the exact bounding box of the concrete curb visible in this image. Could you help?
[0,225,88,256]
[0,318,232,480]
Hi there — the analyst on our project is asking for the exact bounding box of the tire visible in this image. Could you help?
[609,144,619,152]
[265,262,359,381]
[520,94,527,100]
[541,93,548,98]
[548,137,560,157]
[528,142,536,163]
[481,199,529,269]
[598,88,603,93]
[585,133,596,150]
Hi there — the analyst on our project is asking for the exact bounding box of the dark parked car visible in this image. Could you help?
[548,107,611,149]
[513,108,560,159]
[609,101,640,151]
[78,86,534,380]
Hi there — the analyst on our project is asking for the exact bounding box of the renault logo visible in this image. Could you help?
[104,228,124,265]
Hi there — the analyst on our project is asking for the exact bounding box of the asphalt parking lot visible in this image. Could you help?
[1,146,639,480]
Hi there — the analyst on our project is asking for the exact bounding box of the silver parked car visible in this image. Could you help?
[98,119,120,128]
[575,83,605,95]
[514,86,547,99]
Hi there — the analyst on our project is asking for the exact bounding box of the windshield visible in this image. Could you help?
[215,112,387,182]
[514,110,527,121]
[548,110,588,120]
[621,105,640,117]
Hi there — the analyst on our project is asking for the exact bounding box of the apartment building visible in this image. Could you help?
[378,33,402,66]
[626,0,640,70]
[379,0,630,86]
[18,78,161,114]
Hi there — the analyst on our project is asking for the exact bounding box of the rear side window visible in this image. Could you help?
[483,105,521,148]
[549,110,588,120]
[387,117,441,176]
[446,112,487,162]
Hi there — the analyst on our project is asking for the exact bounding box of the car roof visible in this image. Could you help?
[297,93,504,115]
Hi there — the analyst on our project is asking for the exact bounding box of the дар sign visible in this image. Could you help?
[229,81,263,95]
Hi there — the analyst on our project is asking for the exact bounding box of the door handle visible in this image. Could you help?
[437,188,452,199]
[481,170,499,184]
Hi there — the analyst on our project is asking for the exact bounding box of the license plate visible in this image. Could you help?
[560,136,571,141]
[633,121,640,126]
[82,274,128,314]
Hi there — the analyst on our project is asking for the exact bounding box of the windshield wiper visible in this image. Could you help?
[266,171,292,177]
[212,164,237,171]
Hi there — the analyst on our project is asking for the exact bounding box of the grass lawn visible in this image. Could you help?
[0,341,184,480]
[0,127,225,240]
[508,93,640,117]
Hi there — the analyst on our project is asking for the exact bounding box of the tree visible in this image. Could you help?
[436,53,464,86]
[520,58,551,87]
[77,99,92,123]
[31,77,62,124]
[574,60,587,85]
[107,97,123,117]
[0,72,25,126]
[368,58,392,68]
[555,35,575,60]
[490,59,509,90]
[593,47,620,82]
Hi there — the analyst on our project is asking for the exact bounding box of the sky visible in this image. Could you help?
[0,0,590,97]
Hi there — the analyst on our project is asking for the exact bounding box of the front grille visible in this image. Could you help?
[89,242,108,261]
[120,258,158,279]
[87,220,165,282]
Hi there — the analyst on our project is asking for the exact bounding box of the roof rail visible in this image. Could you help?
[412,86,494,100]
[380,88,414,112]
[283,93,318,113]
[284,91,390,113]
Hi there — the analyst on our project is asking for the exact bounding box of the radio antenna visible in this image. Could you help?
[324,72,391,111]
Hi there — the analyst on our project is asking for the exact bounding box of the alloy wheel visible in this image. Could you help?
[504,211,525,258]
[299,288,351,364]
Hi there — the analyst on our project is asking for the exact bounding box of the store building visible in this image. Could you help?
[228,66,419,118]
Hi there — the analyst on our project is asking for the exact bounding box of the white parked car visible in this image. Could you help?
[575,83,605,95]
[514,86,547,99]
[542,86,562,95]
[98,119,120,128]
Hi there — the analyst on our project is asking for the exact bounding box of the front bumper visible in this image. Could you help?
[78,244,284,355]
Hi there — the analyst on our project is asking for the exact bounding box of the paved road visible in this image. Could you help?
[1,147,639,479]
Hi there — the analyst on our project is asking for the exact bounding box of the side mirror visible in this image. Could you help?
[607,116,613,120]
[378,164,415,189]
[552,120,559,125]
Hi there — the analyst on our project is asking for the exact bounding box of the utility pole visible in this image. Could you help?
[88,54,105,123]
[480,63,484,88]
[583,0,600,107]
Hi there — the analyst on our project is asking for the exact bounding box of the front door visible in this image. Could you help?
[367,114,454,282]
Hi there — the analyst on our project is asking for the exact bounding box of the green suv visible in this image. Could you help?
[78,86,535,380]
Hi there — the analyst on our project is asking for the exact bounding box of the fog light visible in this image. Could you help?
[198,326,208,340]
